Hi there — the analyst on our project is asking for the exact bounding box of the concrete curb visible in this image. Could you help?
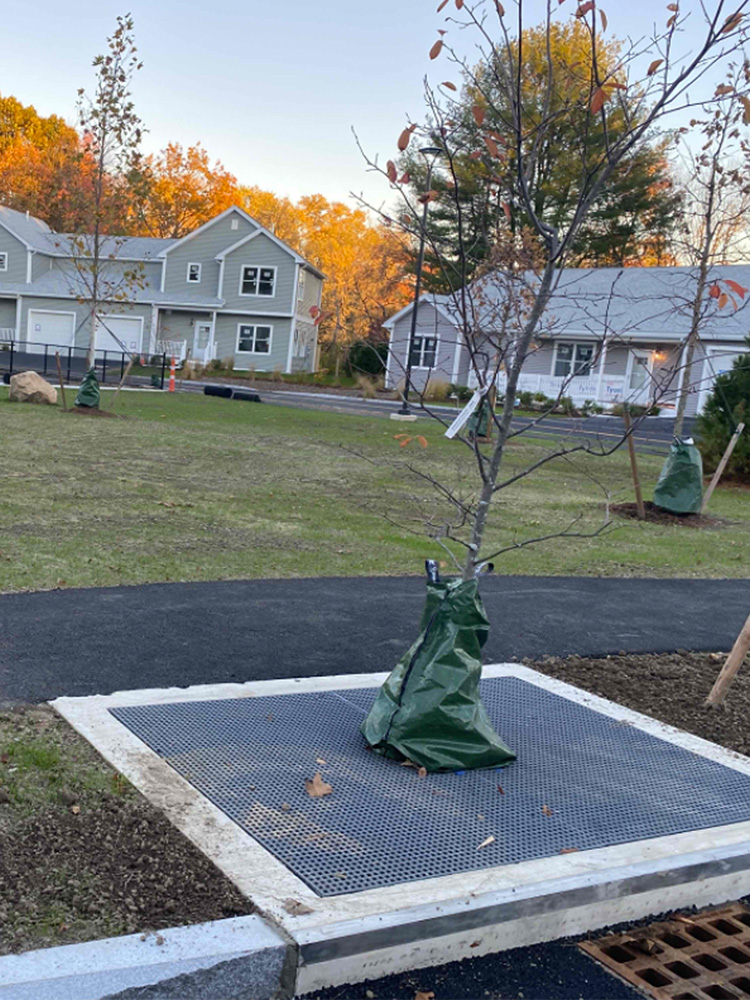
[0,915,293,1000]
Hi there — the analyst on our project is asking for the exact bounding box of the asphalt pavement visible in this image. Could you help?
[1,575,746,704]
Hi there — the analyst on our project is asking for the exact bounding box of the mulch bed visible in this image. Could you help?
[611,500,724,528]
[0,706,252,956]
[528,650,750,756]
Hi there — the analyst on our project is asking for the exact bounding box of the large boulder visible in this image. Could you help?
[8,371,58,405]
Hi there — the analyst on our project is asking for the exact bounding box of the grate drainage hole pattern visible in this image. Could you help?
[582,905,750,1000]
[111,678,750,897]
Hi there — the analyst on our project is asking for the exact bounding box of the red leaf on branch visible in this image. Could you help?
[429,39,444,60]
[666,2,678,8]
[470,150,483,160]
[455,0,464,7]
[576,1,595,16]
[483,135,500,157]
[496,0,505,13]
[600,9,608,30]
[398,125,416,151]
[709,284,721,298]
[501,201,511,221]
[647,59,664,76]
[667,13,677,27]
[721,12,743,33]
[590,87,609,113]
[437,0,449,9]
[399,171,410,184]
[442,81,457,91]
[472,105,486,126]
[718,292,729,310]
[386,160,398,183]
[725,279,748,298]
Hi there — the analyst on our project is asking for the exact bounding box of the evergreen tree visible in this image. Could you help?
[696,339,750,482]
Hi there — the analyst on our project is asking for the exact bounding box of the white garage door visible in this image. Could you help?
[27,310,75,353]
[95,315,143,354]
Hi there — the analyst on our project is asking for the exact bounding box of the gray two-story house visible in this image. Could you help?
[0,205,324,372]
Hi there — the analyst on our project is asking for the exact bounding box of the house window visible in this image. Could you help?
[554,342,594,378]
[0,252,8,272]
[236,324,272,354]
[298,270,306,302]
[231,218,239,230]
[187,262,202,283]
[409,336,437,369]
[240,266,276,296]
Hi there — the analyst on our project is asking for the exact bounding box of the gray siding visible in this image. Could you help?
[213,312,292,371]
[162,211,257,297]
[32,253,52,281]
[0,227,28,283]
[291,319,317,373]
[297,268,323,319]
[157,310,213,353]
[20,296,154,351]
[221,233,296,314]
[387,305,457,391]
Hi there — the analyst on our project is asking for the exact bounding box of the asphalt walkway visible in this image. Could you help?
[1,575,746,703]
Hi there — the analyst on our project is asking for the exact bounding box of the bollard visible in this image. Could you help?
[168,356,176,393]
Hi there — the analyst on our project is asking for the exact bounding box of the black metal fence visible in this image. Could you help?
[0,340,168,389]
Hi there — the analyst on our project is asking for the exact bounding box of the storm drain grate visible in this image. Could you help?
[110,678,750,897]
[581,903,750,1000]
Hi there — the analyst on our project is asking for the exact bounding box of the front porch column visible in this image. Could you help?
[595,338,608,403]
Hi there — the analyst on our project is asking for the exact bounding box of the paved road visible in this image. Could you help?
[1,575,746,704]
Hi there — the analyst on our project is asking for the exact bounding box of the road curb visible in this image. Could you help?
[0,914,292,1000]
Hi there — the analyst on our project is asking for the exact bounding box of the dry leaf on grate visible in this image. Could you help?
[305,772,333,798]
[282,898,314,916]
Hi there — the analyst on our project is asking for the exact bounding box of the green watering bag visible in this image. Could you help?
[75,367,101,409]
[653,439,704,514]
[361,563,516,773]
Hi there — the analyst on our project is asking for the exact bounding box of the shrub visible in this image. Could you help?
[611,402,661,418]
[696,340,750,481]
[347,340,388,378]
[518,391,535,408]
[271,364,284,382]
[423,378,451,402]
[533,391,548,402]
[448,383,473,402]
[221,356,235,372]
[355,374,379,399]
[558,395,578,416]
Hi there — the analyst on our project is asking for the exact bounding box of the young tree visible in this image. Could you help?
[670,61,750,437]
[62,14,144,374]
[360,0,748,581]
[696,337,750,480]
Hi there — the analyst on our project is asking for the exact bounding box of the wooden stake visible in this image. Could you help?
[109,357,134,412]
[54,352,67,412]
[623,406,646,520]
[701,422,745,514]
[706,610,750,706]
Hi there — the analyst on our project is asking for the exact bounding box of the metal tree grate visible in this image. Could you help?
[111,678,750,897]
[581,903,750,1000]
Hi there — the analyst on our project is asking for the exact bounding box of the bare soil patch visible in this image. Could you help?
[528,650,750,756]
[70,406,124,419]
[612,500,724,529]
[0,705,252,956]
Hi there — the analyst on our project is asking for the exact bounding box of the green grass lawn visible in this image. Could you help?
[1,387,748,593]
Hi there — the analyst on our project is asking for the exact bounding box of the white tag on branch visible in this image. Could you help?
[444,389,483,439]
[305,772,333,798]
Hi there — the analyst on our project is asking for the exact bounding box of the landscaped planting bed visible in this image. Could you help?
[0,703,253,956]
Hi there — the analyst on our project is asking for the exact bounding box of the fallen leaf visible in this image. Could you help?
[647,58,664,76]
[417,436,428,448]
[283,898,314,915]
[280,802,291,812]
[155,934,165,946]
[305,772,333,798]
[429,39,444,60]
[477,813,485,821]
[399,437,412,447]
[560,847,579,854]
[542,804,553,816]
[333,871,347,879]
[418,767,427,778]
[497,785,505,794]
[477,835,495,850]
[71,805,81,815]
[415,993,435,1000]
[316,757,327,765]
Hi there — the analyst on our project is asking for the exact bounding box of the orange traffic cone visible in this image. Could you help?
[168,356,176,392]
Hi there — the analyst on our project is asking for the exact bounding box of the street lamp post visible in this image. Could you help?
[396,146,443,418]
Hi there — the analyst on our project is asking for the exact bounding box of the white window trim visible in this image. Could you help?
[236,322,273,356]
[0,251,8,272]
[239,265,277,298]
[408,334,439,370]
[551,341,596,378]
[187,262,202,284]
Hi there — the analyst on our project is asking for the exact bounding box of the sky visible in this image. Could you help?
[0,0,730,210]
